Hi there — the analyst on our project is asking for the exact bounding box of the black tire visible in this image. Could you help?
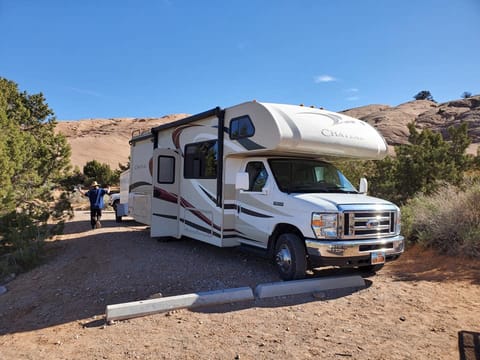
[274,233,307,281]
[360,264,384,273]
[113,200,122,223]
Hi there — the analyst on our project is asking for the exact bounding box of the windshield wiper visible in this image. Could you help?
[281,184,358,194]
[325,185,358,194]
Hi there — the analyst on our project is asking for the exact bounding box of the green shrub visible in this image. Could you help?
[338,123,473,205]
[0,77,72,278]
[83,160,119,186]
[401,182,480,258]
[413,90,435,101]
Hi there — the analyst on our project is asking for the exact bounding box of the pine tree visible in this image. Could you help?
[83,160,117,186]
[413,90,435,101]
[0,77,72,276]
[375,123,472,204]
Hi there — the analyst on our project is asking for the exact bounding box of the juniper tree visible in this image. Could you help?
[0,77,72,275]
[369,123,472,204]
[413,90,435,101]
[83,160,118,186]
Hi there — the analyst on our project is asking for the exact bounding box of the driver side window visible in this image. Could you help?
[245,161,268,192]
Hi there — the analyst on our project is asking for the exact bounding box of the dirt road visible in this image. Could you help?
[1,211,479,359]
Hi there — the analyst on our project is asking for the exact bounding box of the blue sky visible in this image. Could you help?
[1,0,479,120]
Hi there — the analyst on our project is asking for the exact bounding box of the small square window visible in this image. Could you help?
[229,115,255,139]
[158,156,175,183]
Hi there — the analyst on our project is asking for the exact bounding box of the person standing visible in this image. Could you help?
[84,181,110,229]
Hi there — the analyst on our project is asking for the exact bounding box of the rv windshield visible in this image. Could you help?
[268,158,357,194]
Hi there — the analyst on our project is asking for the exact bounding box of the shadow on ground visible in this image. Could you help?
[0,215,372,335]
[193,280,372,315]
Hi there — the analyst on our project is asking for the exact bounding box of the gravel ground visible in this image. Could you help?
[0,211,479,359]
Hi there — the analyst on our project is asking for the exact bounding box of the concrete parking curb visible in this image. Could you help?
[254,275,365,299]
[106,287,254,322]
[106,275,366,322]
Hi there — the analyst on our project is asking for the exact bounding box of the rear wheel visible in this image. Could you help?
[274,233,307,281]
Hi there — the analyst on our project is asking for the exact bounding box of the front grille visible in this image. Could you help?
[343,210,397,239]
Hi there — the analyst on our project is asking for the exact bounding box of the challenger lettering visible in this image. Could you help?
[321,129,364,141]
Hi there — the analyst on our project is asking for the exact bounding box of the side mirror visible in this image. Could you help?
[235,172,249,190]
[359,177,368,194]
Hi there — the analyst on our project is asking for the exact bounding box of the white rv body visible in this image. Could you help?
[127,133,154,225]
[111,133,154,224]
[119,170,130,205]
[110,170,130,221]
[144,101,403,279]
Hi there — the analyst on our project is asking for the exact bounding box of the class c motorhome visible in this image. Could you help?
[129,101,404,280]
[110,132,154,224]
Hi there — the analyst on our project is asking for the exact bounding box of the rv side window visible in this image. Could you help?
[229,115,255,140]
[184,140,218,179]
[245,162,268,192]
[157,156,175,184]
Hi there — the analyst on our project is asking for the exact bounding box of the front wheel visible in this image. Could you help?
[360,264,384,273]
[274,233,307,281]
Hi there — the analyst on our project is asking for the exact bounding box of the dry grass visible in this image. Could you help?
[402,182,480,258]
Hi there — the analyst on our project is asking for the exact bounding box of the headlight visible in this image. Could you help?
[311,213,338,239]
[396,209,401,234]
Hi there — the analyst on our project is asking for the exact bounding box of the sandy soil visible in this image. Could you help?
[1,211,479,360]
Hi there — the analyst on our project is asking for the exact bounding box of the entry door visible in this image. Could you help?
[151,148,181,238]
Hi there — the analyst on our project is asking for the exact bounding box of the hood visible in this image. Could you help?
[293,193,395,211]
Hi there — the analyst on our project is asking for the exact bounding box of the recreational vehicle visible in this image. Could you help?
[111,132,154,224]
[134,101,404,280]
[110,169,129,222]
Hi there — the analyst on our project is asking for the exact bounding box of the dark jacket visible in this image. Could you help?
[85,188,109,209]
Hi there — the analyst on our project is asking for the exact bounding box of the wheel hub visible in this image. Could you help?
[275,245,292,272]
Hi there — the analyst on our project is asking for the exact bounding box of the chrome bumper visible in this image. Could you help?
[305,235,405,258]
